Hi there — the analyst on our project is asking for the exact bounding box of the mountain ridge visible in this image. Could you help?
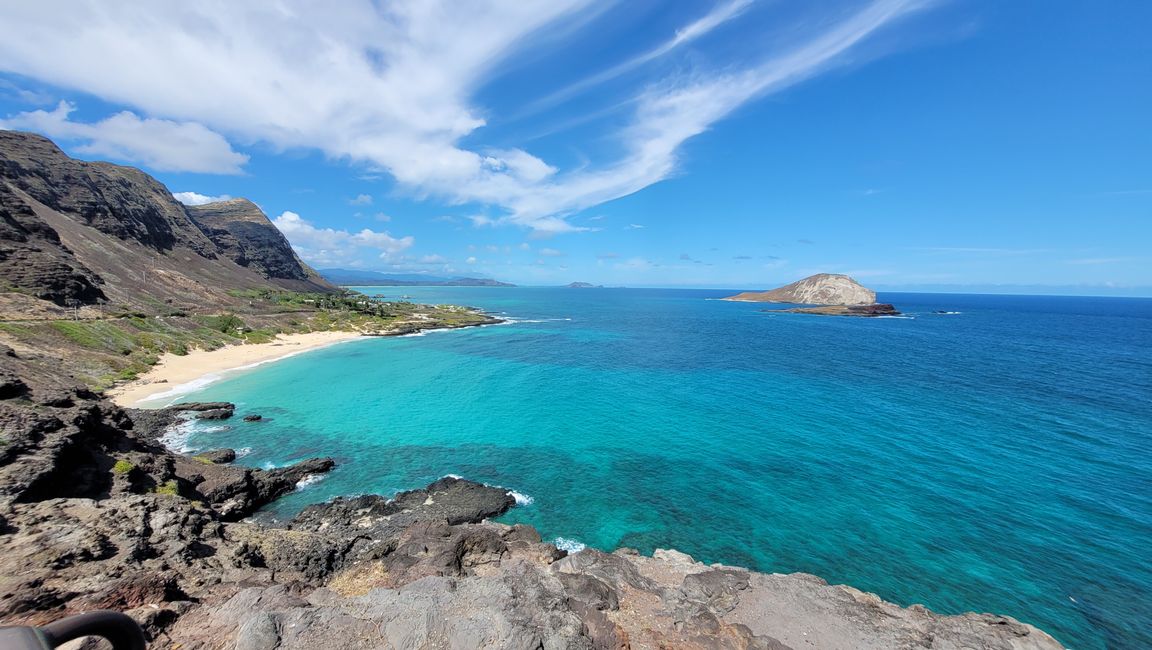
[0,130,334,317]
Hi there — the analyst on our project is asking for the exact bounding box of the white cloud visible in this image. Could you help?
[538,247,565,257]
[173,191,233,206]
[0,1,927,228]
[272,210,414,264]
[626,223,645,230]
[466,256,478,264]
[418,254,449,264]
[0,101,247,173]
[374,212,392,222]
[350,193,373,205]
[522,0,757,114]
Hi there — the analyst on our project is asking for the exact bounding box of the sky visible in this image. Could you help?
[0,1,1149,294]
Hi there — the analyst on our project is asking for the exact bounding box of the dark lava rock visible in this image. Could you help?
[242,414,262,422]
[0,371,28,400]
[123,402,236,443]
[172,402,236,412]
[195,408,234,421]
[845,303,900,316]
[194,449,237,464]
[291,476,515,541]
[181,457,336,521]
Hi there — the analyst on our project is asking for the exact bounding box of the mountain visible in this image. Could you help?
[0,130,334,316]
[186,199,330,289]
[319,268,515,287]
[567,282,602,288]
[723,273,877,305]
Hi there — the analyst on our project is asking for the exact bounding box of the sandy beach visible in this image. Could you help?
[107,330,363,408]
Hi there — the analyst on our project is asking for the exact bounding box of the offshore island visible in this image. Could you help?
[0,132,1064,648]
[725,273,901,316]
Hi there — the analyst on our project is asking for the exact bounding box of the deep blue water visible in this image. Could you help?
[156,288,1152,649]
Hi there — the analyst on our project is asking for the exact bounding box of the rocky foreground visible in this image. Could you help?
[0,346,1064,649]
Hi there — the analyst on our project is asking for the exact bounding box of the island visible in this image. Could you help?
[724,273,901,316]
[566,281,603,288]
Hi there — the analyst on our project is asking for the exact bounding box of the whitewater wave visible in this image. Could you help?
[554,537,586,553]
[144,373,225,405]
[159,420,197,453]
[235,447,253,458]
[295,473,327,490]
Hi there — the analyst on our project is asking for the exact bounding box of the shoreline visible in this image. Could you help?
[106,330,364,408]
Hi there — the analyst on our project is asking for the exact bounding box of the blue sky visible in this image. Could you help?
[0,1,1149,294]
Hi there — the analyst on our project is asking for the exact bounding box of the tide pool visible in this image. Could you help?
[160,288,1152,649]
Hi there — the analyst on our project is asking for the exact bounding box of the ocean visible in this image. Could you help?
[152,288,1152,649]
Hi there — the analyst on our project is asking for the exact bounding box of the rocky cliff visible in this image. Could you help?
[725,273,877,305]
[0,130,334,315]
[187,199,328,289]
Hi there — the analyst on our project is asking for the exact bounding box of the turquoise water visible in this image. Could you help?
[159,288,1152,649]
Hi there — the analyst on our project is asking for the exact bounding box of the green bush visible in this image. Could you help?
[155,480,179,496]
[112,459,135,475]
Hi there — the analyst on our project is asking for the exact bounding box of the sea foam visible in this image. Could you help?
[554,537,586,553]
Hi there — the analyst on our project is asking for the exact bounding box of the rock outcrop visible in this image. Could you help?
[770,303,902,317]
[725,273,877,305]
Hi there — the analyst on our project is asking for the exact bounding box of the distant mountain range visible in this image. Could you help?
[319,269,515,287]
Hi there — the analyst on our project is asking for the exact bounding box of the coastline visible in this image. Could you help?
[106,330,363,408]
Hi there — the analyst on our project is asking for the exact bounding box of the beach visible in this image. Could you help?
[107,330,363,407]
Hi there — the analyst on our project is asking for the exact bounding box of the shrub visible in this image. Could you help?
[155,480,179,496]
[112,459,135,475]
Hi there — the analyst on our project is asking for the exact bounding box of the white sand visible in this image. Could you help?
[107,330,363,407]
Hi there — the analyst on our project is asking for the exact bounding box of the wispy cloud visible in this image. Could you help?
[0,0,930,231]
[521,0,757,115]
[349,193,373,206]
